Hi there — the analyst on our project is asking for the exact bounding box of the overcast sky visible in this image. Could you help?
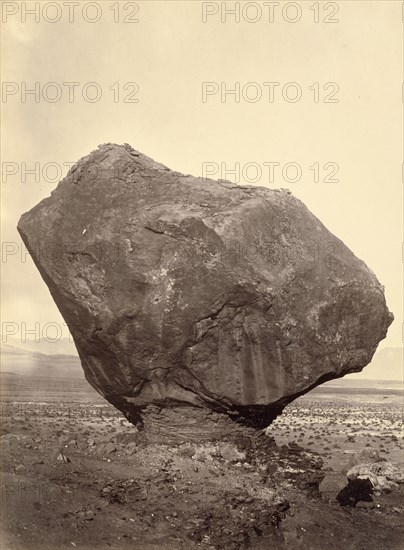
[1,1,402,353]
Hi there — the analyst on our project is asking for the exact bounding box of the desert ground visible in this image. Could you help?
[1,375,403,550]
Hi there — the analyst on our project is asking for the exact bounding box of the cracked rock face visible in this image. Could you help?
[17,143,393,432]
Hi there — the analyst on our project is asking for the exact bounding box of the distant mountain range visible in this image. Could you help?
[0,342,103,403]
[0,342,83,379]
[0,340,402,383]
[3,336,78,356]
[345,347,403,382]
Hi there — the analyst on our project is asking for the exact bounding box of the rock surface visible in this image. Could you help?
[336,478,374,507]
[17,143,393,432]
[347,462,404,493]
[346,447,382,470]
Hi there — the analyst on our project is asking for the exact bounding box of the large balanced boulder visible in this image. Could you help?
[17,143,393,435]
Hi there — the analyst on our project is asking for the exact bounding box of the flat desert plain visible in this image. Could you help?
[1,365,403,550]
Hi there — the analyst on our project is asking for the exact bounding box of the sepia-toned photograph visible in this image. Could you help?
[1,1,403,549]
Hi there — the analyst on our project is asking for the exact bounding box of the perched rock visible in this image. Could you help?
[17,143,393,433]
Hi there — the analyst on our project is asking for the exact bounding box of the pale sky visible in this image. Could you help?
[1,1,402,352]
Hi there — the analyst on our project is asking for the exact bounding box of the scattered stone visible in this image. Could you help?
[114,431,140,445]
[347,461,404,493]
[56,451,71,463]
[125,442,138,456]
[356,500,375,510]
[100,479,141,504]
[177,444,196,458]
[76,439,88,451]
[75,509,95,521]
[2,434,20,444]
[336,478,373,507]
[192,445,219,462]
[217,442,246,463]
[97,442,116,456]
[346,447,382,470]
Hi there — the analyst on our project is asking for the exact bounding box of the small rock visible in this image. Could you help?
[336,478,373,507]
[346,448,381,470]
[177,445,196,458]
[57,451,71,463]
[114,431,139,445]
[104,442,116,454]
[76,509,95,521]
[218,443,246,463]
[96,442,116,456]
[347,461,404,492]
[125,442,138,455]
[356,500,375,510]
